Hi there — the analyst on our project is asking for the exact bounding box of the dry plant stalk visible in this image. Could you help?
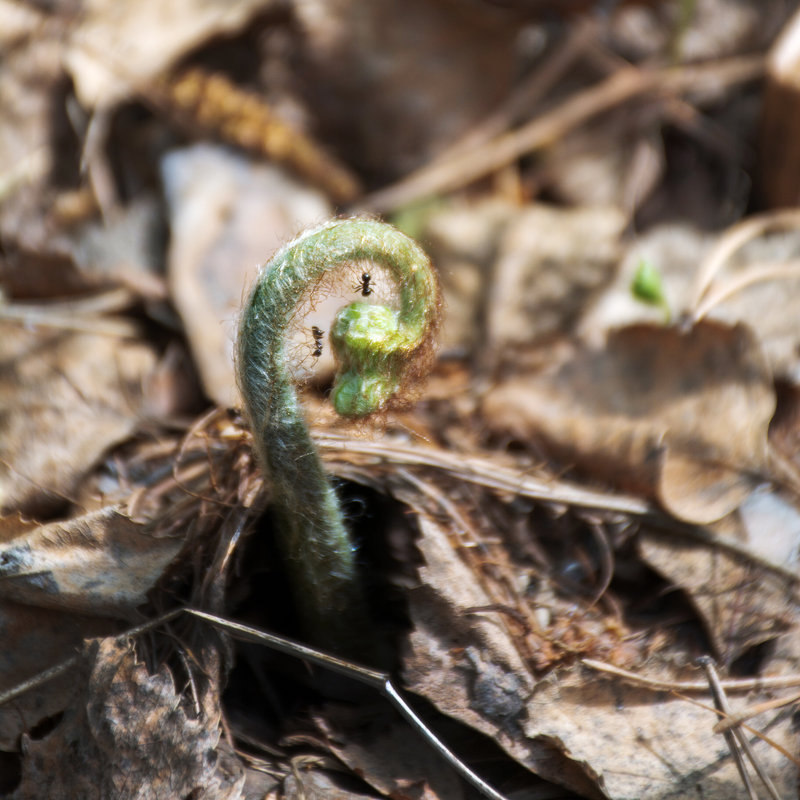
[160,67,362,204]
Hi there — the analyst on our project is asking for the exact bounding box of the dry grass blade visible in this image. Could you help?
[689,207,800,318]
[582,658,800,693]
[697,656,782,800]
[315,430,652,516]
[714,690,800,734]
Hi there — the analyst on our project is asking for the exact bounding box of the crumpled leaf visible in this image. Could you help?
[483,320,775,524]
[12,636,244,800]
[0,508,182,616]
[0,323,159,516]
[64,0,277,109]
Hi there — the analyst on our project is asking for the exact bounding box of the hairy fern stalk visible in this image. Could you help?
[237,218,441,655]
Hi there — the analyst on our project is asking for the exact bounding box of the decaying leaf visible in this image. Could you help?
[12,636,243,800]
[0,601,113,752]
[0,323,159,516]
[401,504,798,799]
[483,320,775,524]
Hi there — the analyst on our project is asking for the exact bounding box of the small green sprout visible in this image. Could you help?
[631,259,671,323]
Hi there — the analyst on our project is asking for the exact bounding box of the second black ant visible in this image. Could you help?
[311,325,324,357]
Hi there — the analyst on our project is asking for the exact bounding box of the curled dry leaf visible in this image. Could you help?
[483,320,775,524]
[0,508,182,616]
[0,323,159,516]
[12,637,244,800]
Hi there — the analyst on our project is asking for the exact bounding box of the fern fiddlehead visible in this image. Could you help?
[237,218,441,654]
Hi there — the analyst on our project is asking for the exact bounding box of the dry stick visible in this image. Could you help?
[362,54,765,213]
[183,609,509,800]
[697,656,782,800]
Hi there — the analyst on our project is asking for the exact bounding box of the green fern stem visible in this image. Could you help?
[237,218,441,654]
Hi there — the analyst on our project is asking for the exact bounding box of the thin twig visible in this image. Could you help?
[185,609,510,800]
[0,608,510,800]
[362,54,764,213]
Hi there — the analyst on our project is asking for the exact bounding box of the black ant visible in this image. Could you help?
[354,272,373,296]
[311,326,324,357]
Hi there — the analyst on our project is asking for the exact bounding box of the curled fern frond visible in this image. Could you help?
[237,218,441,654]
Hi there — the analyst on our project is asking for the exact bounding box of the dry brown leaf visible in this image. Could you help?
[64,0,277,109]
[0,323,159,515]
[0,508,182,616]
[639,489,800,661]
[403,514,602,799]
[483,320,775,524]
[12,637,243,800]
[162,144,332,406]
[314,705,466,800]
[0,601,113,751]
